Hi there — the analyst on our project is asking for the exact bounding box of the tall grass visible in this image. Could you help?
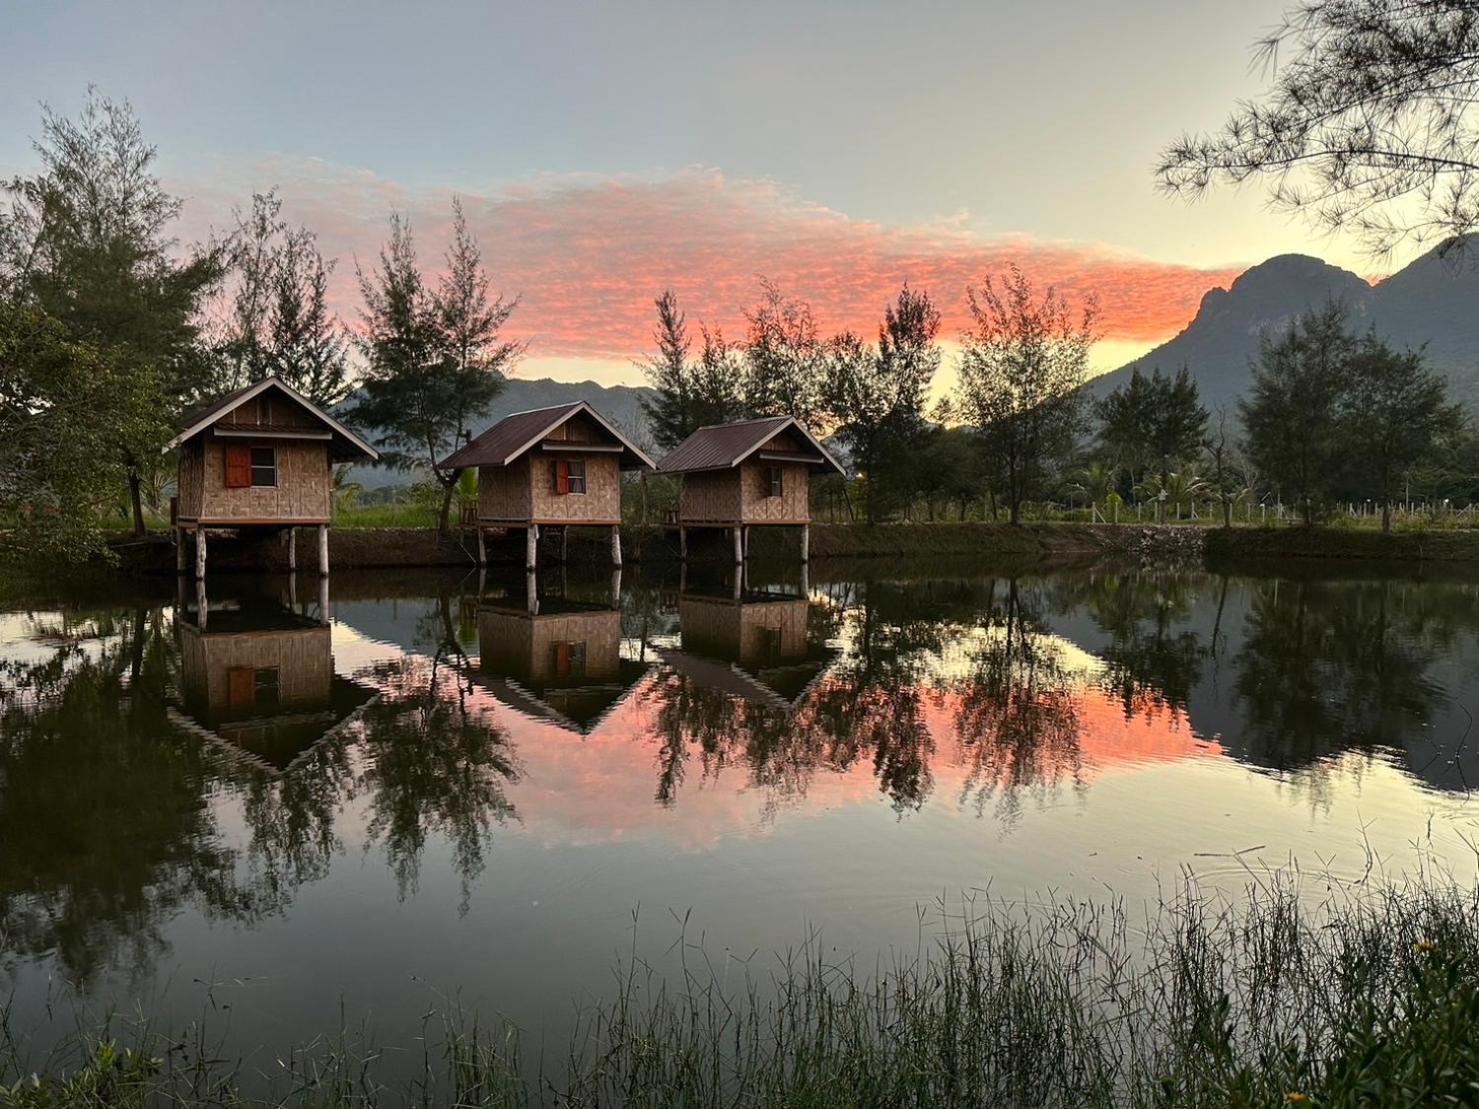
[4,876,1478,1107]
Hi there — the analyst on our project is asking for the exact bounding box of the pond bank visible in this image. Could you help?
[101,520,1479,575]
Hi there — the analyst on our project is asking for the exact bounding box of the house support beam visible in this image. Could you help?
[175,528,186,574]
[318,574,329,620]
[610,525,622,567]
[800,524,810,563]
[526,570,539,615]
[679,526,687,560]
[194,528,207,580]
[477,526,487,566]
[318,524,329,576]
[287,527,297,572]
[560,526,569,563]
[526,524,540,570]
[733,526,743,564]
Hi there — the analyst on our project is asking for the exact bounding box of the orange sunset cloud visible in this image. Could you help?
[182,162,1243,364]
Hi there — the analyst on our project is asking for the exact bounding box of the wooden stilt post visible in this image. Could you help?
[289,573,299,610]
[318,574,329,620]
[526,570,539,615]
[561,526,569,563]
[194,528,207,580]
[733,526,743,563]
[477,526,487,566]
[175,527,186,574]
[610,568,622,608]
[742,526,749,560]
[196,577,208,630]
[611,524,622,567]
[318,524,329,576]
[287,527,297,572]
[526,524,540,570]
[800,524,810,563]
[679,526,688,560]
[800,562,809,595]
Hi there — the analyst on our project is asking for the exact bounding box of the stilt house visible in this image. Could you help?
[440,402,655,568]
[656,416,844,561]
[166,376,378,578]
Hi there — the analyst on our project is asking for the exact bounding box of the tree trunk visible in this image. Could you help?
[1222,496,1231,529]
[438,477,456,537]
[126,458,146,536]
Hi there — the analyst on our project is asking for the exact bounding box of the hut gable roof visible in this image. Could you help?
[440,401,655,471]
[656,416,843,475]
[166,377,379,462]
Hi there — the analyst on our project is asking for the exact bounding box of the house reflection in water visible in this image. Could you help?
[661,575,838,713]
[172,584,374,773]
[475,571,651,735]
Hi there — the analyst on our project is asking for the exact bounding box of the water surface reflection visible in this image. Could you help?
[2,561,1477,1064]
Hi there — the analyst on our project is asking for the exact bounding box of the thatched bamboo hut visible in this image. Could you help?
[658,585,837,713]
[172,591,374,774]
[166,376,378,578]
[440,402,654,569]
[656,416,843,562]
[474,586,651,735]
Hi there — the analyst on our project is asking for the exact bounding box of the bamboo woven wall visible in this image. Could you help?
[479,453,621,524]
[179,624,334,719]
[738,461,811,524]
[199,438,332,522]
[479,458,534,520]
[678,597,808,660]
[478,609,621,682]
[529,453,621,523]
[679,470,744,523]
[177,441,205,518]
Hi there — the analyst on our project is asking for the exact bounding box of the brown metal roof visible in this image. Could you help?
[440,401,655,470]
[656,416,843,475]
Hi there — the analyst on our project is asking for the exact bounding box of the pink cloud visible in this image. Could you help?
[177,162,1243,363]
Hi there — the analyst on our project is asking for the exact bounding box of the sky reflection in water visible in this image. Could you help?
[2,561,1477,1066]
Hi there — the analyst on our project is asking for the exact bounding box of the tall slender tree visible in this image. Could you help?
[1,90,225,534]
[1241,301,1355,525]
[637,290,695,452]
[826,284,942,523]
[743,277,827,428]
[1343,334,1464,532]
[353,201,523,535]
[956,267,1096,525]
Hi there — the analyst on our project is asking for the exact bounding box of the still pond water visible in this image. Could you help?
[3,560,1478,1072]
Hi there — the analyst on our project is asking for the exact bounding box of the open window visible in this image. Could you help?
[765,465,784,498]
[250,446,277,487]
[550,641,588,679]
[548,458,587,495]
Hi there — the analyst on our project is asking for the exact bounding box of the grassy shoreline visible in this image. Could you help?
[4,877,1477,1107]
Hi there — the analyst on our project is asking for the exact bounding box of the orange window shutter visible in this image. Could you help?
[224,444,252,488]
[556,460,570,495]
[227,666,254,708]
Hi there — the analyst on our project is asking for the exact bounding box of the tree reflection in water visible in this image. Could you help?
[951,579,1083,824]
[354,645,519,912]
[0,607,267,984]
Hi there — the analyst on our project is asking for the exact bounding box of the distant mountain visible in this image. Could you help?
[347,377,656,490]
[1090,237,1479,414]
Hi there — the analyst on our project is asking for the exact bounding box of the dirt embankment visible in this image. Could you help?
[111,522,1216,574]
[1204,527,1479,564]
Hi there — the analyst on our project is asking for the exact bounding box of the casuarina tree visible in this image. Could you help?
[956,267,1097,525]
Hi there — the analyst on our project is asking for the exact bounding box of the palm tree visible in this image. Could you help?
[1069,461,1118,515]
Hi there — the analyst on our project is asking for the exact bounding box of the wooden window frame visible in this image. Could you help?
[548,458,587,496]
[550,640,588,679]
[249,446,277,488]
[765,465,784,499]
